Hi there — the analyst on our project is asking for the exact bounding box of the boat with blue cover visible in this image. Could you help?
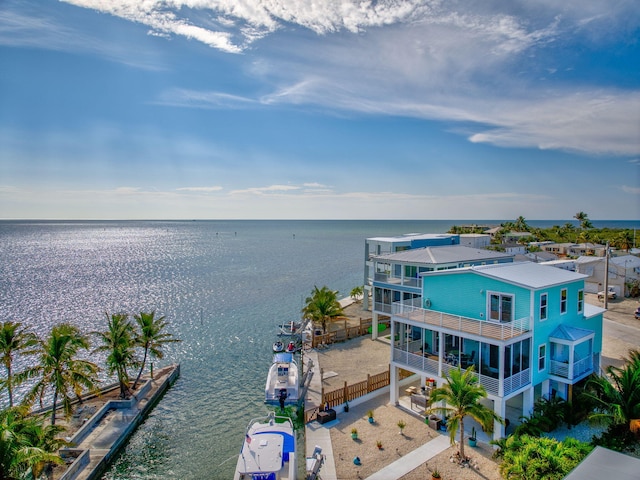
[233,412,297,480]
[265,352,299,406]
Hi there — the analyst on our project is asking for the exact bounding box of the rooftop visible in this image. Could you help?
[372,245,513,264]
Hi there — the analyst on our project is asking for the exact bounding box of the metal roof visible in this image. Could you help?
[366,233,456,242]
[467,261,587,289]
[549,325,594,342]
[563,446,640,480]
[371,245,513,264]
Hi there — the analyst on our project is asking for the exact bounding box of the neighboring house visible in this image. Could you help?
[369,245,514,325]
[574,256,625,295]
[567,243,607,257]
[387,262,604,440]
[541,260,576,271]
[541,243,576,256]
[363,233,460,309]
[502,243,527,255]
[524,251,558,263]
[459,233,491,249]
[609,254,640,283]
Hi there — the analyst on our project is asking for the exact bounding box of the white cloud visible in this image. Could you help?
[176,186,224,192]
[230,184,301,195]
[621,185,640,195]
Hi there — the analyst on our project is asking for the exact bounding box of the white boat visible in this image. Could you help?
[265,353,299,406]
[273,341,285,353]
[234,412,297,480]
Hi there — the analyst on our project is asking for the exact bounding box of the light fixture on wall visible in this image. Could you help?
[480,289,484,294]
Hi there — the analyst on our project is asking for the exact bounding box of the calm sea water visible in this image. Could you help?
[0,219,637,479]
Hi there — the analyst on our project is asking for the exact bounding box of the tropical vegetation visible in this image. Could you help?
[498,434,592,479]
[301,285,344,333]
[132,311,180,389]
[0,321,38,408]
[0,310,179,479]
[22,323,98,425]
[426,366,503,462]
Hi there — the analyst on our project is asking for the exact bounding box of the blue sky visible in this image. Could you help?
[0,0,639,220]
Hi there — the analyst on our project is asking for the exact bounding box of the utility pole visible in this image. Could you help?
[604,242,610,309]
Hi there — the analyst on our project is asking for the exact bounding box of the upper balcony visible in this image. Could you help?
[391,303,531,341]
[373,272,422,289]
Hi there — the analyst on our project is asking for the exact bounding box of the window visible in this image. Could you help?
[577,290,584,313]
[540,293,548,321]
[560,288,567,314]
[489,293,513,322]
[538,344,546,371]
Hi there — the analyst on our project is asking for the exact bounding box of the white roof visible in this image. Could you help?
[366,233,456,242]
[610,255,640,268]
[466,261,587,289]
[372,245,512,264]
[564,446,640,480]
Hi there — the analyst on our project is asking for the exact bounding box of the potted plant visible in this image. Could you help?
[367,409,375,423]
[431,468,441,479]
[351,428,358,440]
[376,440,383,450]
[469,426,477,447]
[397,419,406,435]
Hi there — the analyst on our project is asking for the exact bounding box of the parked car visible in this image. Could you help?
[597,287,617,300]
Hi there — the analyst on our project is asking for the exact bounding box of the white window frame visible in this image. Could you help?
[560,288,567,314]
[538,344,546,372]
[540,293,548,321]
[488,292,514,323]
[577,289,584,314]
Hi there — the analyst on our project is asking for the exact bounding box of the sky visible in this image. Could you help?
[0,0,639,220]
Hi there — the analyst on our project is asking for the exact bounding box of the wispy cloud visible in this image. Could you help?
[176,186,224,192]
[621,185,640,195]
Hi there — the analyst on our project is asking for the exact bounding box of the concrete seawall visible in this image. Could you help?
[59,364,180,480]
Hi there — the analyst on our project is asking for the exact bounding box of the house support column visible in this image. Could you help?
[523,388,534,417]
[494,400,506,440]
[390,321,398,404]
[372,311,380,340]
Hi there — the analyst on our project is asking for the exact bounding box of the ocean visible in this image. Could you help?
[0,219,637,479]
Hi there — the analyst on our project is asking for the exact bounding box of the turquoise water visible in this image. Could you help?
[0,219,637,479]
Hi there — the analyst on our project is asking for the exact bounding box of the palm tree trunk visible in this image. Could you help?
[51,390,58,425]
[459,418,465,461]
[132,348,148,390]
[6,364,13,407]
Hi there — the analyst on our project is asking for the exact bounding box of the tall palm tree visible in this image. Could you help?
[301,286,344,334]
[23,323,98,425]
[574,211,593,230]
[514,216,530,232]
[93,313,138,399]
[132,311,180,390]
[426,366,503,462]
[0,321,38,407]
[0,405,66,479]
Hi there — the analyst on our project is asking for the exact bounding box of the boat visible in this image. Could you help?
[277,320,301,336]
[273,341,285,353]
[234,412,297,480]
[265,353,299,406]
[285,341,297,353]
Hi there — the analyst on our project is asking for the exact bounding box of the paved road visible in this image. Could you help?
[602,317,640,369]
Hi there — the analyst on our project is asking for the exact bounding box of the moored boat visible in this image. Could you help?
[277,320,301,336]
[265,353,299,406]
[273,340,285,353]
[234,412,297,480]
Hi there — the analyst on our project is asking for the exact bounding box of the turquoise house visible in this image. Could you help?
[388,261,605,440]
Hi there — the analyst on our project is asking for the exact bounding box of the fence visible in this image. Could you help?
[309,317,391,348]
[304,366,390,423]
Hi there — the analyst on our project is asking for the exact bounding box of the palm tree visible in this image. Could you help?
[574,211,593,230]
[0,405,66,479]
[426,366,503,462]
[582,348,640,432]
[514,216,530,232]
[132,311,180,390]
[23,323,98,425]
[93,313,138,399]
[0,321,38,407]
[301,286,344,334]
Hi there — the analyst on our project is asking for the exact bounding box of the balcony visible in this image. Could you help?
[392,347,531,396]
[373,272,422,289]
[392,303,530,341]
[549,355,594,381]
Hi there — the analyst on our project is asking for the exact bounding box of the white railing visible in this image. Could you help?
[550,357,593,380]
[373,272,422,288]
[391,303,530,340]
[503,369,530,395]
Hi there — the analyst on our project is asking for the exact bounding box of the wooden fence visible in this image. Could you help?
[309,318,391,348]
